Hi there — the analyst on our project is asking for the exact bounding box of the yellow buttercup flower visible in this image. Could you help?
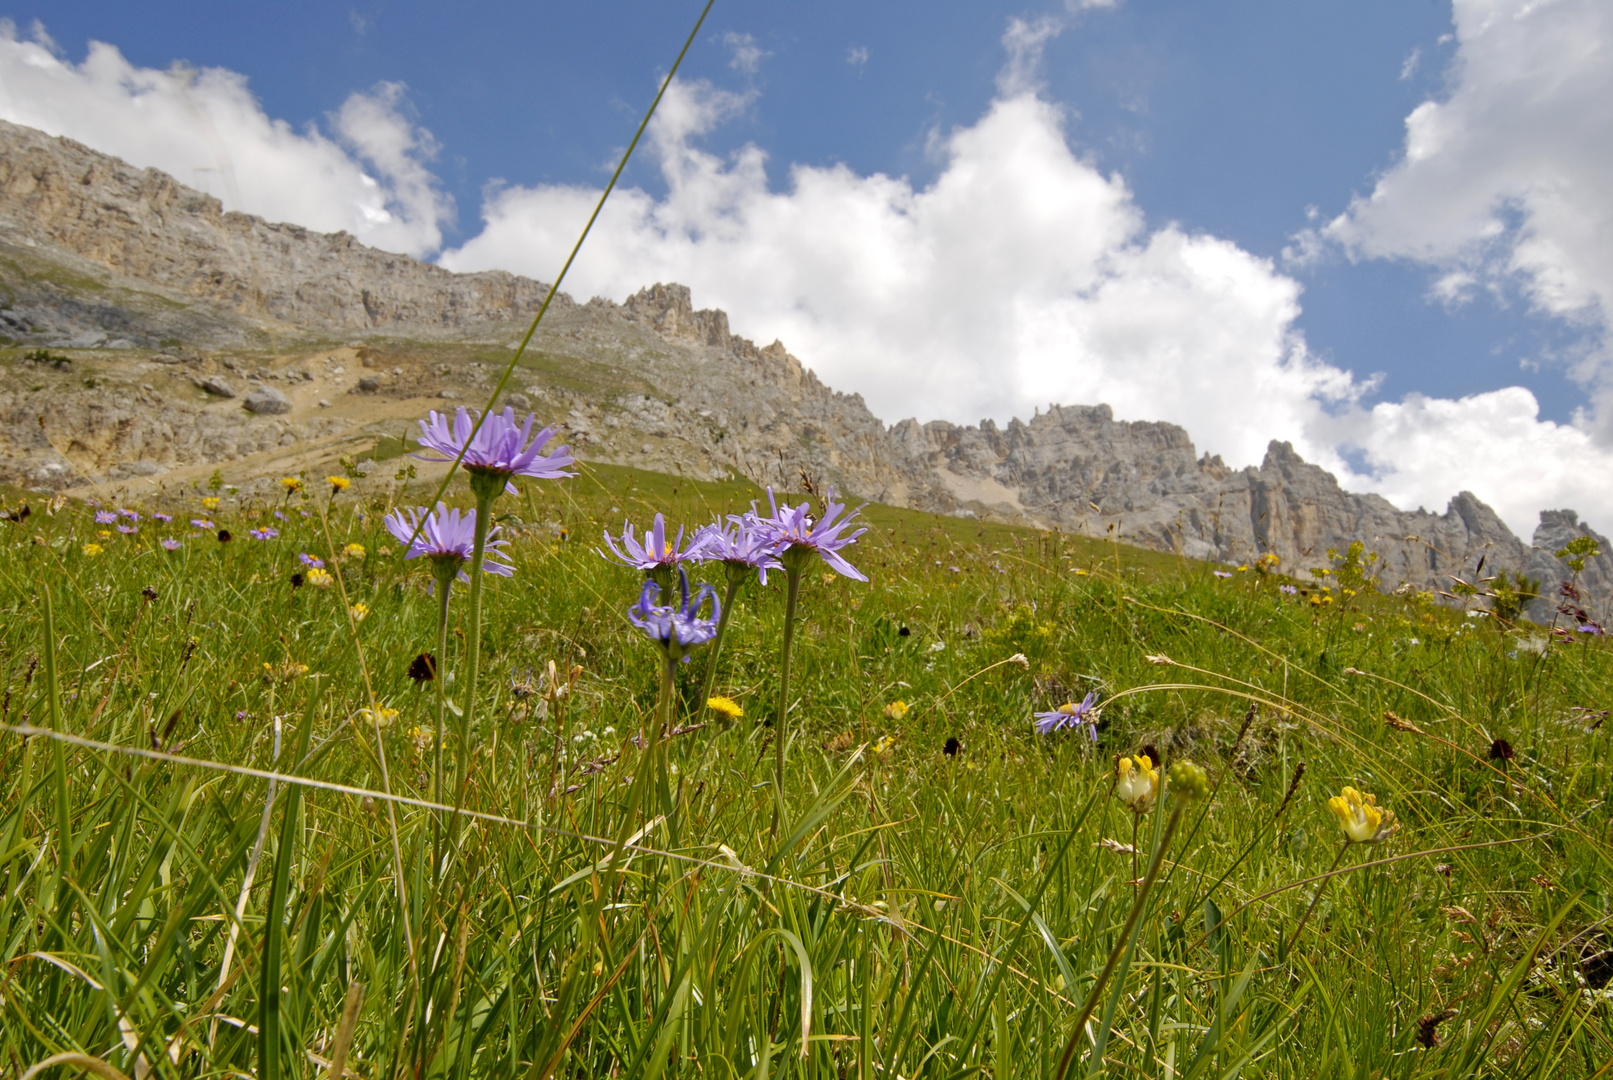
[882,700,910,722]
[82,542,104,557]
[706,695,743,722]
[306,567,334,589]
[201,496,220,510]
[1328,786,1396,843]
[280,476,303,492]
[343,543,367,559]
[327,475,351,492]
[1114,754,1159,814]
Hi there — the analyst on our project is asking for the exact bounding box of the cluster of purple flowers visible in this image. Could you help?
[600,485,867,584]
[600,487,869,654]
[627,568,721,662]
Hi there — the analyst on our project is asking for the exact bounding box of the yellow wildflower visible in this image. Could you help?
[407,725,434,752]
[201,496,220,510]
[873,734,896,757]
[280,476,303,493]
[82,542,104,557]
[1328,786,1396,843]
[1114,754,1159,814]
[360,704,399,728]
[343,543,367,559]
[706,695,743,722]
[882,700,910,722]
[349,602,370,622]
[97,530,112,539]
[327,475,351,492]
[306,567,334,589]
[261,660,309,684]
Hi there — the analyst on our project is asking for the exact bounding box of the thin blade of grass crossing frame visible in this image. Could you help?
[260,679,323,1080]
[400,0,716,545]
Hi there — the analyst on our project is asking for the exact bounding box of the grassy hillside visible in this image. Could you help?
[2,458,1611,1078]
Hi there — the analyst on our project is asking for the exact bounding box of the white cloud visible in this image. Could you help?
[1323,0,1613,415]
[1328,387,1611,532]
[846,46,869,68]
[997,15,1065,97]
[0,21,451,257]
[723,32,768,76]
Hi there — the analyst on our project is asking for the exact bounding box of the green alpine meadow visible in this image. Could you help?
[2,453,1612,1077]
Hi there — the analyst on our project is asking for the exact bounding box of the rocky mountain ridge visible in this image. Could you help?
[1,116,1608,620]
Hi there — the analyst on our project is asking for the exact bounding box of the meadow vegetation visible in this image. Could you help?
[2,455,1612,1079]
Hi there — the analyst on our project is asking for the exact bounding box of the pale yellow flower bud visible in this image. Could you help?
[1114,754,1159,814]
[1328,786,1396,843]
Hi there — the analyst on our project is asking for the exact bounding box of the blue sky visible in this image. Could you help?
[3,1,1611,534]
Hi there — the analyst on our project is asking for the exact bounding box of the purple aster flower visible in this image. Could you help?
[250,528,280,541]
[273,510,286,520]
[153,512,173,523]
[94,511,118,525]
[160,537,181,551]
[1279,584,1298,595]
[298,552,325,568]
[116,524,138,534]
[191,519,213,530]
[693,516,784,584]
[384,502,513,585]
[600,512,705,571]
[1213,570,1233,579]
[119,509,140,521]
[754,486,869,582]
[627,566,721,662]
[415,407,574,496]
[1033,692,1100,739]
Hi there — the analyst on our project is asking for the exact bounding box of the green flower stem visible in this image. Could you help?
[1286,842,1351,955]
[771,555,806,841]
[430,568,453,882]
[697,573,743,718]
[1055,802,1185,1080]
[450,480,499,847]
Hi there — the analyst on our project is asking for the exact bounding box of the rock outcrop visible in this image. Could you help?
[2,117,1609,619]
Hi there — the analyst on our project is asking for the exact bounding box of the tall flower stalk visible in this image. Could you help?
[385,502,515,871]
[413,408,572,833]
[753,487,867,838]
[1055,760,1210,1080]
[626,567,721,825]
[691,516,781,718]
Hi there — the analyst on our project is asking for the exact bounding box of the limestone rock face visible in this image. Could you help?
[1,116,1607,620]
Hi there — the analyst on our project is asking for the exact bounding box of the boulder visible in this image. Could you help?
[243,386,291,415]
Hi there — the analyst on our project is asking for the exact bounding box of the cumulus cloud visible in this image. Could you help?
[0,21,451,257]
[723,32,768,76]
[1321,0,1613,415]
